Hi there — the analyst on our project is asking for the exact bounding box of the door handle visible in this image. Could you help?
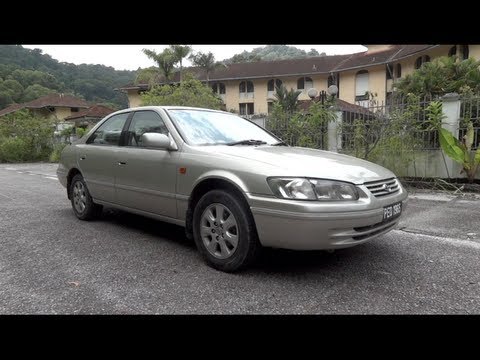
[79,155,86,160]
[118,161,127,166]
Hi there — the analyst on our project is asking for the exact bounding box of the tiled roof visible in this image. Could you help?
[0,93,90,117]
[24,93,89,109]
[298,98,374,115]
[119,45,438,91]
[64,105,115,121]
[334,45,436,71]
[0,103,26,117]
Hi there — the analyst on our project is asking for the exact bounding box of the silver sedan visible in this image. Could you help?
[57,106,408,272]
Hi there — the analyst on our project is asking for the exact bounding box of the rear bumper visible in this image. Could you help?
[247,189,408,250]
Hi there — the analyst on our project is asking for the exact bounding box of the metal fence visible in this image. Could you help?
[459,96,480,150]
[265,114,329,149]
[341,96,440,152]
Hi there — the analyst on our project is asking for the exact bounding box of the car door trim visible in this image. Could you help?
[115,183,177,199]
[93,199,186,226]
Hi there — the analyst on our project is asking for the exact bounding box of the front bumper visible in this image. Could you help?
[247,185,408,250]
[56,167,68,188]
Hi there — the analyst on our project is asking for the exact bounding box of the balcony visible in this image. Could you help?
[239,92,254,100]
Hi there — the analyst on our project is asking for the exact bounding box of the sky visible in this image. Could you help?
[22,45,367,71]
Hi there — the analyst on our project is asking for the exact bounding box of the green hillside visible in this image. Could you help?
[224,45,326,64]
[0,45,136,110]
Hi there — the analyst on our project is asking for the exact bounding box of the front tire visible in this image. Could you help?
[69,174,103,220]
[192,190,261,272]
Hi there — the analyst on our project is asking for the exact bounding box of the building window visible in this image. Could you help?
[449,46,457,57]
[327,74,336,87]
[211,82,226,94]
[461,45,469,60]
[386,64,394,80]
[267,101,274,114]
[327,73,339,97]
[448,45,469,60]
[239,81,254,99]
[297,76,313,90]
[267,79,282,91]
[415,55,431,69]
[239,103,254,115]
[396,64,402,78]
[47,106,55,112]
[71,107,79,112]
[355,70,369,101]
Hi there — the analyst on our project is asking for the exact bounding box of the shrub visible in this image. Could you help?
[0,109,55,162]
[49,142,67,163]
[0,137,29,162]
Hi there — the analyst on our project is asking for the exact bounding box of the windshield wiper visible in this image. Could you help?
[272,141,288,146]
[226,139,267,146]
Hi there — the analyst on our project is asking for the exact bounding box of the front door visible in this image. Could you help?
[114,110,178,218]
[76,112,130,203]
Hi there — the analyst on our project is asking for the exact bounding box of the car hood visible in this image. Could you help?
[197,145,396,184]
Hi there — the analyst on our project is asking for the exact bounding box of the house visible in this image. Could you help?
[118,45,480,114]
[0,93,89,120]
[64,104,115,128]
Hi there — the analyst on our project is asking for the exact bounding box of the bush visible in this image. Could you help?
[0,137,29,162]
[76,127,86,138]
[49,142,67,163]
[0,109,54,162]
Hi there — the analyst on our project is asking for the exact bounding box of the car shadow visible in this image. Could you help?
[71,206,393,275]
[99,207,195,250]
[249,247,353,274]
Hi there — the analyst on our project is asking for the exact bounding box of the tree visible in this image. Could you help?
[134,67,160,85]
[0,91,13,109]
[170,45,191,83]
[1,79,24,102]
[0,45,135,110]
[273,84,301,112]
[22,84,55,102]
[189,51,223,86]
[141,73,223,109]
[394,56,480,98]
[224,45,318,64]
[142,48,176,84]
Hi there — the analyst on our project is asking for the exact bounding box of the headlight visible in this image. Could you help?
[267,177,359,201]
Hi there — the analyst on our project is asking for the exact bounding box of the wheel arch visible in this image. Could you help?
[185,176,253,240]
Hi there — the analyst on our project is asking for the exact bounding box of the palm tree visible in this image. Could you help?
[274,84,301,112]
[142,48,176,84]
[189,51,223,86]
[169,45,191,83]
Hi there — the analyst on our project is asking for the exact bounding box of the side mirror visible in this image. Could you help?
[140,132,176,150]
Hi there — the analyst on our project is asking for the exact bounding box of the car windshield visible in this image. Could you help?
[167,109,279,146]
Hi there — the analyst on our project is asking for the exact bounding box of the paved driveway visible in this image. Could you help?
[0,163,479,314]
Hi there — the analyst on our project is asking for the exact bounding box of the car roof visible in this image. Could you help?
[113,105,228,115]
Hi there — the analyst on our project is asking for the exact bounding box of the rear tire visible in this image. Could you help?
[192,189,261,272]
[69,174,103,220]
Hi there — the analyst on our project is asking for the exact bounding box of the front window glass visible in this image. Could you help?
[126,111,169,147]
[168,109,278,146]
[86,112,129,145]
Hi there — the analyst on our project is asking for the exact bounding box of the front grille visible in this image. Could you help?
[364,178,400,197]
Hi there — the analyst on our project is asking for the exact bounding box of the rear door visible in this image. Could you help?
[75,112,130,203]
[114,110,179,218]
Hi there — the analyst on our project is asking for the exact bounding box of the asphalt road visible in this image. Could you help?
[1,163,479,314]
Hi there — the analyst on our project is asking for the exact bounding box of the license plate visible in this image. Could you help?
[383,202,402,222]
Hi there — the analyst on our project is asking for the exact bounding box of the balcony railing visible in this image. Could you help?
[239,92,254,99]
